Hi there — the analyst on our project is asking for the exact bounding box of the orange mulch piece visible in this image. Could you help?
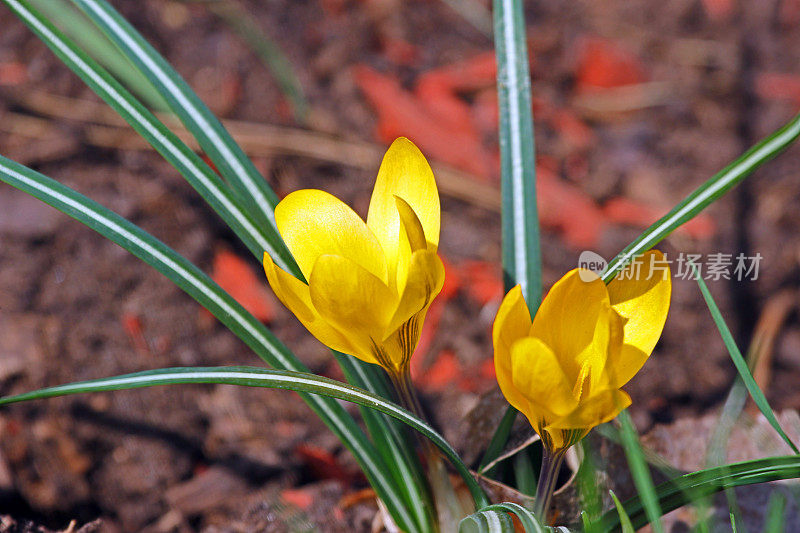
[459,260,504,306]
[281,488,314,510]
[417,349,496,393]
[379,36,421,66]
[701,0,735,21]
[339,488,377,509]
[294,444,353,485]
[418,350,462,391]
[755,72,800,103]
[352,64,496,178]
[602,197,716,240]
[210,249,274,322]
[121,312,150,357]
[0,62,27,86]
[575,37,647,91]
[537,166,607,249]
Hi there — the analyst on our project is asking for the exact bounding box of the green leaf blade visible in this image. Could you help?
[603,113,800,282]
[0,155,421,532]
[617,410,665,533]
[70,0,284,238]
[0,365,487,512]
[486,0,543,476]
[692,265,799,454]
[1,0,294,267]
[597,456,800,532]
[493,0,542,307]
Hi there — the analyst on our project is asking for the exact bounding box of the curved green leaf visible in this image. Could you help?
[609,491,634,533]
[336,353,435,532]
[0,155,419,532]
[2,0,296,270]
[71,0,283,241]
[602,112,800,282]
[0,365,488,509]
[459,510,515,533]
[459,502,573,533]
[595,456,800,532]
[692,264,799,454]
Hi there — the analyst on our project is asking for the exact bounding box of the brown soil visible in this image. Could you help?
[2,0,800,531]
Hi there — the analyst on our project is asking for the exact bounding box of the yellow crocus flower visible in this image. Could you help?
[493,250,671,451]
[263,137,444,375]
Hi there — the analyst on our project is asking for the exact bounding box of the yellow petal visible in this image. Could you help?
[263,252,363,360]
[276,189,388,284]
[395,196,427,252]
[492,286,533,413]
[606,250,672,387]
[367,138,440,277]
[308,254,397,361]
[385,249,444,336]
[575,303,626,395]
[547,389,631,430]
[394,195,428,294]
[529,269,611,380]
[511,337,578,418]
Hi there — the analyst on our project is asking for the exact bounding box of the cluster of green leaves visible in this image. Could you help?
[2,0,800,531]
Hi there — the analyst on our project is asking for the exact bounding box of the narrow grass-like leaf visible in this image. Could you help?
[596,456,800,532]
[493,0,542,306]
[513,449,538,496]
[0,366,488,511]
[27,0,167,109]
[336,353,435,532]
[617,410,664,533]
[478,404,517,475]
[602,112,800,282]
[763,492,787,532]
[575,441,603,525]
[459,510,515,533]
[71,0,282,237]
[609,491,634,533]
[692,264,799,454]
[0,155,420,532]
[487,0,543,471]
[2,0,296,268]
[208,1,308,123]
[460,502,545,533]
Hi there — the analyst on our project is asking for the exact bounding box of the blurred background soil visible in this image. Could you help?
[2,0,800,531]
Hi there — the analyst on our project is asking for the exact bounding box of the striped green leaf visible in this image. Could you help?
[484,0,543,473]
[602,112,800,282]
[0,155,421,532]
[493,0,542,307]
[459,502,573,533]
[27,0,167,109]
[0,365,487,511]
[70,0,284,247]
[336,353,435,532]
[2,0,296,269]
[595,456,800,532]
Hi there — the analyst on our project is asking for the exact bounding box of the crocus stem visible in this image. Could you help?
[534,446,567,523]
[389,367,466,530]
